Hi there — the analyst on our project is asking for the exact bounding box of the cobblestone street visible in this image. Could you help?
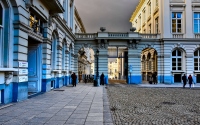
[107,85,200,125]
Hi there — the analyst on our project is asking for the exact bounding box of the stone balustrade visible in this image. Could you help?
[75,33,97,39]
[172,34,184,38]
[139,34,159,39]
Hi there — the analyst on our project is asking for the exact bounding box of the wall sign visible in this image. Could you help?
[19,61,28,68]
[19,76,28,82]
[19,69,28,75]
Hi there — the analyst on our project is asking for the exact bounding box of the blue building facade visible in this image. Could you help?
[0,0,86,104]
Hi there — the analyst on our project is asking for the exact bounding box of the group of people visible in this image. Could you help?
[182,74,195,89]
[84,74,94,83]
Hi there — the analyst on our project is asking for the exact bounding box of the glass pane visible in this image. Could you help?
[195,67,198,70]
[172,51,176,56]
[194,51,198,56]
[194,13,199,18]
[194,19,198,24]
[178,58,181,62]
[172,13,175,18]
[178,50,181,56]
[194,63,198,67]
[178,63,181,66]
[172,20,176,23]
[178,67,182,70]
[172,63,176,66]
[177,24,181,28]
[0,5,2,25]
[172,67,176,70]
[194,28,198,33]
[177,20,181,24]
[194,58,198,62]
[177,13,182,18]
[172,58,176,62]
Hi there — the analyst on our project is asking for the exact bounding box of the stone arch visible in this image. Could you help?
[170,43,187,54]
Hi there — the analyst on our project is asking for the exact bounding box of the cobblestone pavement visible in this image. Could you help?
[106,84,200,125]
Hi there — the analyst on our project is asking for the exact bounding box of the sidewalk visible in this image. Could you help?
[0,83,113,125]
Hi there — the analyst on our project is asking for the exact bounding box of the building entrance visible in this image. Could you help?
[108,47,128,84]
[28,38,42,95]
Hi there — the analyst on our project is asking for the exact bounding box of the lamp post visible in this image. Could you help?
[94,49,99,86]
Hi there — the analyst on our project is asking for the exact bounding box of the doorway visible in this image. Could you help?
[108,47,128,84]
[28,39,42,95]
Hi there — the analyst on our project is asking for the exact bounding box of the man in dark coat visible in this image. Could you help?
[71,72,77,87]
[100,73,105,85]
[182,74,187,88]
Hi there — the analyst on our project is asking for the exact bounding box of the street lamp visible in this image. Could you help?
[94,49,99,86]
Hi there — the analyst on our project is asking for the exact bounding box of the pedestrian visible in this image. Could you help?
[188,74,193,89]
[71,72,77,87]
[182,74,187,88]
[152,72,157,84]
[100,72,105,85]
[84,74,87,84]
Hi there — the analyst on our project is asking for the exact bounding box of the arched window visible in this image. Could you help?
[142,55,145,70]
[51,34,57,70]
[69,44,72,72]
[194,49,200,70]
[0,4,2,25]
[0,4,3,67]
[62,42,66,70]
[172,49,182,70]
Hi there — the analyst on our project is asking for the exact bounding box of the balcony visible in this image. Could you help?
[41,0,64,14]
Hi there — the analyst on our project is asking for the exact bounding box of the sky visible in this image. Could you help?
[75,0,140,33]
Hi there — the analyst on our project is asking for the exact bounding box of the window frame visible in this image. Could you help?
[194,49,200,70]
[193,12,200,33]
[171,12,182,33]
[172,49,182,70]
[0,3,3,68]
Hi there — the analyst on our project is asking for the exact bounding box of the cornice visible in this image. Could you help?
[130,0,145,22]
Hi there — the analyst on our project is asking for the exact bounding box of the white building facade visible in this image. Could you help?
[0,0,86,104]
[130,0,200,84]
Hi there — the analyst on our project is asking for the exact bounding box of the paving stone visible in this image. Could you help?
[65,118,85,124]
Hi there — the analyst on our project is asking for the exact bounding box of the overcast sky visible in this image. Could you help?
[75,0,139,33]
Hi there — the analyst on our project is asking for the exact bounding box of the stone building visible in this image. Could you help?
[0,0,86,104]
[130,0,200,84]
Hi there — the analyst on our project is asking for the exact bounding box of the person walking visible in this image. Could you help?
[100,73,105,85]
[182,74,187,88]
[188,74,193,89]
[84,74,87,84]
[71,72,77,87]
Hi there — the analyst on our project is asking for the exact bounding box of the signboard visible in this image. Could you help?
[19,69,28,75]
[129,65,133,72]
[19,61,28,68]
[19,76,28,82]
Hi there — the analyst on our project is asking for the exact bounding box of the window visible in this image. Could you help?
[149,24,151,33]
[194,12,200,33]
[0,4,3,67]
[143,8,146,22]
[155,17,159,33]
[194,49,200,70]
[172,50,182,70]
[62,42,66,70]
[172,12,182,33]
[156,0,158,7]
[148,3,151,15]
[29,13,44,35]
[51,35,57,70]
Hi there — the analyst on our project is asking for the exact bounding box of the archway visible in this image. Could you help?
[141,48,158,84]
